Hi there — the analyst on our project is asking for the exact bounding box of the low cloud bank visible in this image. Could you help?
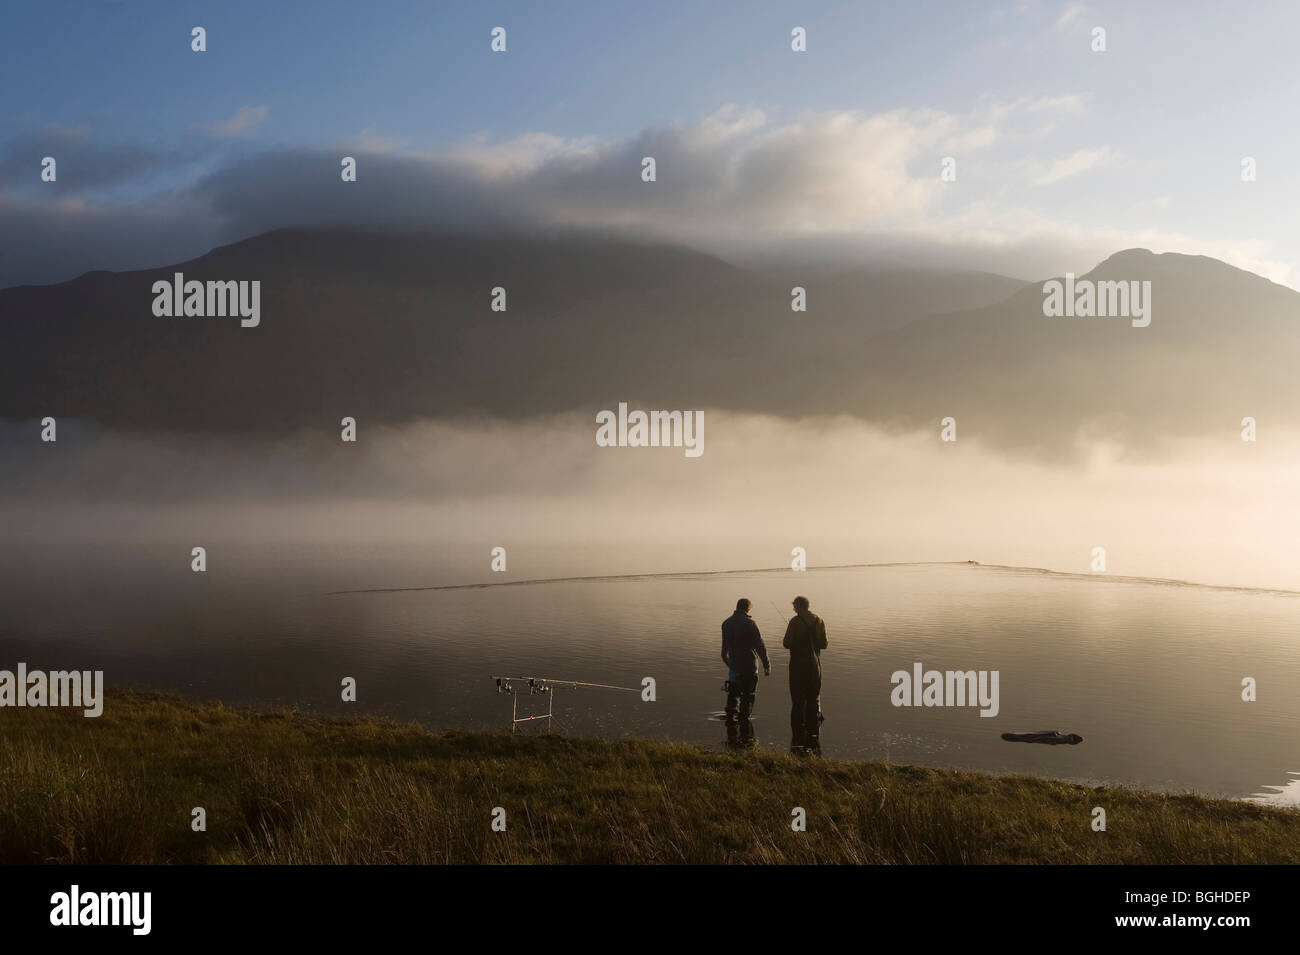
[3,412,1296,591]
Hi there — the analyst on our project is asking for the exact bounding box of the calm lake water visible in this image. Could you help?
[3,541,1299,804]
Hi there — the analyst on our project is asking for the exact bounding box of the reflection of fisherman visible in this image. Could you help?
[783,595,828,747]
[721,598,771,723]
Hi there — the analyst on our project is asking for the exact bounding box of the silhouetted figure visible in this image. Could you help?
[721,598,771,723]
[782,595,828,748]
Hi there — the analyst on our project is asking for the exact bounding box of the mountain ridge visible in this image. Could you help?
[2,227,1293,455]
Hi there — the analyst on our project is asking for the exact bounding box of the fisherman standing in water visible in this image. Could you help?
[721,598,771,724]
[783,595,828,750]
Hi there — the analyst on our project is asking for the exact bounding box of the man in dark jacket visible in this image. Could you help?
[721,598,771,723]
[782,595,828,747]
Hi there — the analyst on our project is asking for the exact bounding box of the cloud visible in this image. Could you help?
[0,125,179,194]
[1,98,1296,290]
[1133,195,1172,212]
[337,126,409,154]
[189,102,1013,246]
[1030,146,1116,186]
[0,189,221,287]
[439,130,604,178]
[1054,2,1090,30]
[200,105,269,139]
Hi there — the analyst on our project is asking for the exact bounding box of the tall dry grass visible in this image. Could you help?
[1,692,1296,864]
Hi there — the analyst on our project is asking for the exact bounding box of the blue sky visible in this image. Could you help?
[3,0,1299,287]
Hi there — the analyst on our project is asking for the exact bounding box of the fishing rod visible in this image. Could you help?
[491,675,640,733]
[493,676,640,693]
[766,599,790,630]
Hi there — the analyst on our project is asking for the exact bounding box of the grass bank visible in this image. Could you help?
[1,691,1295,864]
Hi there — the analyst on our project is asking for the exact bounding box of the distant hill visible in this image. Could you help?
[5,231,1296,453]
[834,248,1300,453]
[0,228,1025,432]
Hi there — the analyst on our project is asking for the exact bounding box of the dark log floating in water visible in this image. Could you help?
[1001,731,1083,745]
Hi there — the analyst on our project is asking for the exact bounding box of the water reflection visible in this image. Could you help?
[1248,772,1300,807]
[2,546,1298,802]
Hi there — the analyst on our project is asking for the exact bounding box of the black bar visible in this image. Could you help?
[0,864,1274,942]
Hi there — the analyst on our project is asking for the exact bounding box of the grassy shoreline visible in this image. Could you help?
[1,690,1296,864]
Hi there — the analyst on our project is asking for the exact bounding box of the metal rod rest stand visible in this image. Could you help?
[492,675,639,733]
